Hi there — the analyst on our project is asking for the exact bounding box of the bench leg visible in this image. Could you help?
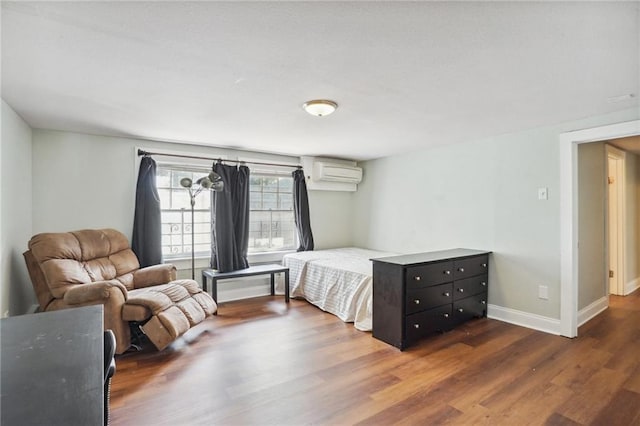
[285,270,290,303]
[212,278,218,315]
[270,273,275,296]
[201,271,208,292]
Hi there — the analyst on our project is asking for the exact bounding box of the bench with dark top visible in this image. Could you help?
[202,264,290,310]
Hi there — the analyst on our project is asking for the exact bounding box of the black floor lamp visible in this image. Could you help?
[180,171,224,280]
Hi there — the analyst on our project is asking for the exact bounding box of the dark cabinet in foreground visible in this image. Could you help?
[372,248,490,350]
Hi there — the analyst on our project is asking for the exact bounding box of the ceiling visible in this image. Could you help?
[610,136,640,155]
[2,2,638,161]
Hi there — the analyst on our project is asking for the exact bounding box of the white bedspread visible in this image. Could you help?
[282,247,396,331]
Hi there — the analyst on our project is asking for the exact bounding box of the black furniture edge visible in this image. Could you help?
[201,264,290,311]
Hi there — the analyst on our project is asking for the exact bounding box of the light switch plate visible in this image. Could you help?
[538,187,548,200]
[538,285,549,300]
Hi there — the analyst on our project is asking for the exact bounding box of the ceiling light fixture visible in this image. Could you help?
[303,99,338,117]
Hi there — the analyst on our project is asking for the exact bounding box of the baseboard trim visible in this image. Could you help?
[577,296,608,327]
[487,304,561,335]
[625,278,640,296]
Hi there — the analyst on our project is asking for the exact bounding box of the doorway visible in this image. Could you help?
[606,145,625,296]
[559,119,640,338]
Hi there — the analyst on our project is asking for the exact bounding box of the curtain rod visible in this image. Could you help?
[137,149,302,169]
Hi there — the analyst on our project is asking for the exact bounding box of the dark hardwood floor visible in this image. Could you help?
[110,290,640,425]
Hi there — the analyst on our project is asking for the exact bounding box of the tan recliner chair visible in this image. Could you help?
[23,228,217,354]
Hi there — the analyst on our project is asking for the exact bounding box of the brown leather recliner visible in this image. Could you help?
[23,228,217,354]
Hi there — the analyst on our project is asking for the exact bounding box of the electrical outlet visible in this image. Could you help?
[538,285,549,300]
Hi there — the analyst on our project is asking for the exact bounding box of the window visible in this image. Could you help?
[249,174,296,252]
[156,164,296,259]
[156,166,212,258]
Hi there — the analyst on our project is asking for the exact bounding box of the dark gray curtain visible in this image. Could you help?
[132,156,162,267]
[292,169,314,251]
[210,163,250,272]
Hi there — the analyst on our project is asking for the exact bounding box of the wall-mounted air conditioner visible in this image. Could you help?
[313,162,363,184]
[301,156,363,191]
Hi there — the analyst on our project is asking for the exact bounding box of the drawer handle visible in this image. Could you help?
[414,299,420,305]
[458,308,464,313]
[443,313,449,318]
[482,263,487,268]
[414,324,420,329]
[443,292,450,297]
[482,282,487,287]
[481,300,486,305]
[458,267,465,272]
[457,288,464,293]
[415,276,421,281]
[444,270,451,275]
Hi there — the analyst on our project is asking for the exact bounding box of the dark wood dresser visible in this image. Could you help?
[372,248,490,350]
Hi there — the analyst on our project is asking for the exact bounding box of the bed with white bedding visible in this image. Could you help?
[281,247,397,331]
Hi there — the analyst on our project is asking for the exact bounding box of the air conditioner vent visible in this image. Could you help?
[301,156,362,191]
[313,162,363,183]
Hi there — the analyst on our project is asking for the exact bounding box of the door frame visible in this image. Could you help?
[606,145,626,296]
[559,119,639,338]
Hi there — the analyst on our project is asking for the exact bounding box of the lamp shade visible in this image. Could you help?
[206,170,224,192]
[197,177,213,189]
[179,177,193,188]
[182,172,223,194]
[211,180,224,192]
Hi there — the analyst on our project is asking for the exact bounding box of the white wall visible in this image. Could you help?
[352,108,639,321]
[32,131,137,234]
[1,100,34,316]
[309,190,354,249]
[32,130,353,241]
[577,142,606,309]
[31,129,353,295]
[353,126,559,318]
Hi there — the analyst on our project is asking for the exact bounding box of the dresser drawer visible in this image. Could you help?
[405,305,452,344]
[453,292,488,324]
[406,283,453,315]
[453,255,489,280]
[453,274,488,300]
[406,261,453,288]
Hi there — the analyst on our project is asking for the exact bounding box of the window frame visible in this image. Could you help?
[154,156,298,261]
[248,172,297,254]
[156,163,215,260]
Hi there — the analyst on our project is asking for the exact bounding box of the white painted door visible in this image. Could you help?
[607,147,625,295]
